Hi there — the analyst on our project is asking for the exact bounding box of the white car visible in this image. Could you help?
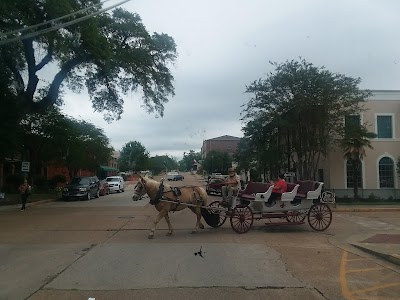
[106,176,125,193]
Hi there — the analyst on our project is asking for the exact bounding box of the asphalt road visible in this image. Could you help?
[0,172,399,300]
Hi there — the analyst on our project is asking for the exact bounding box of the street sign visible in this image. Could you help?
[21,161,30,172]
[284,172,296,177]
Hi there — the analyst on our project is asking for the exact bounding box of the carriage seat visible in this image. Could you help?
[238,182,272,201]
[281,184,299,201]
[294,181,324,200]
[254,185,274,201]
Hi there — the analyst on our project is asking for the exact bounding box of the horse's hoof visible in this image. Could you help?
[166,232,173,236]
[191,230,198,234]
[148,235,154,239]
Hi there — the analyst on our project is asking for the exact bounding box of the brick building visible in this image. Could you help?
[201,135,241,159]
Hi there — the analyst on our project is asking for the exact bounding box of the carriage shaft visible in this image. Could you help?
[159,199,226,211]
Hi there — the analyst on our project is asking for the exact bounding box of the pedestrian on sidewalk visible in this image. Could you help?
[18,179,31,211]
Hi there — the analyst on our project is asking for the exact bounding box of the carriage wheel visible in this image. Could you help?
[208,201,227,228]
[307,203,332,231]
[230,205,254,234]
[286,211,306,223]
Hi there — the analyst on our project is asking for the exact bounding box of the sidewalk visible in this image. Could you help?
[347,232,400,266]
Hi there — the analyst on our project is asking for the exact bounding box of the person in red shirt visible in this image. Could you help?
[268,174,287,205]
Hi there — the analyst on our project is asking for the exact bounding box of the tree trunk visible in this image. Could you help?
[352,159,359,201]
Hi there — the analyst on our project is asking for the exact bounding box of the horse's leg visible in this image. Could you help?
[192,207,202,233]
[149,209,168,239]
[199,221,204,230]
[165,213,173,236]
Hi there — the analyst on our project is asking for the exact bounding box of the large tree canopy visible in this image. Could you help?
[242,59,370,180]
[0,0,177,123]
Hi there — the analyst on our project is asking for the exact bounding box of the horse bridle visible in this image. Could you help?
[134,178,165,205]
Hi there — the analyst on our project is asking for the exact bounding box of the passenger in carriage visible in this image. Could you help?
[221,168,240,209]
[267,173,287,206]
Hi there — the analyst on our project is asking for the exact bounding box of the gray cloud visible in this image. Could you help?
[60,0,400,160]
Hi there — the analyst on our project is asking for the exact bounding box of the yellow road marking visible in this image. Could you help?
[379,272,400,281]
[340,250,356,300]
[357,297,400,300]
[352,282,400,294]
[346,258,367,262]
[346,267,385,273]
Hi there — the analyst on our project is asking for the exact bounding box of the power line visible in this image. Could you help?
[0,0,131,46]
[0,0,112,38]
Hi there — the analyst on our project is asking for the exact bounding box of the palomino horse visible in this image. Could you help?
[132,175,216,239]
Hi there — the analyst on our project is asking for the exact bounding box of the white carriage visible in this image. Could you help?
[207,180,333,233]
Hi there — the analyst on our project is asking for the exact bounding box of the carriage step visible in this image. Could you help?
[261,213,291,219]
[264,221,305,226]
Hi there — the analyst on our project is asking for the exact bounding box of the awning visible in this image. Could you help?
[99,165,119,172]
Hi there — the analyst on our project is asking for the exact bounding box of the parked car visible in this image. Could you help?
[62,176,100,201]
[206,178,226,195]
[167,172,184,181]
[106,176,125,193]
[99,179,110,196]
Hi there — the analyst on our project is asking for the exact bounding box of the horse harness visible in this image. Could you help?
[149,179,203,212]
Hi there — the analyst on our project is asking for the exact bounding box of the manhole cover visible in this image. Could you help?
[361,234,400,244]
[118,216,135,219]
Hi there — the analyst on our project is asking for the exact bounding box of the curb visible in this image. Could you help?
[332,207,400,212]
[29,198,58,206]
[350,243,400,266]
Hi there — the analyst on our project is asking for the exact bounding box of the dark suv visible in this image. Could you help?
[62,176,100,201]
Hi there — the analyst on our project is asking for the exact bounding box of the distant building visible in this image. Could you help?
[201,135,241,159]
[98,150,120,179]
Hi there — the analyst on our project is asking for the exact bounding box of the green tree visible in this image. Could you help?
[179,150,201,171]
[340,123,376,200]
[242,58,369,180]
[202,151,232,174]
[0,1,177,124]
[148,155,179,174]
[119,141,149,172]
[0,57,19,161]
[19,108,112,179]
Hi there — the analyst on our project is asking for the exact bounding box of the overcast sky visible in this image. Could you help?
[60,0,400,160]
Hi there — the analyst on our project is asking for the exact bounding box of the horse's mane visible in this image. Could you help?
[142,176,171,194]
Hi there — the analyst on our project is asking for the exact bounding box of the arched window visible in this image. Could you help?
[346,159,362,188]
[379,157,394,188]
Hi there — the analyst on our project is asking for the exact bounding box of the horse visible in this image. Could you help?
[132,175,218,239]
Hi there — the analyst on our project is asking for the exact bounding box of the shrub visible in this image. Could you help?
[368,193,381,201]
[33,175,48,192]
[49,174,67,189]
